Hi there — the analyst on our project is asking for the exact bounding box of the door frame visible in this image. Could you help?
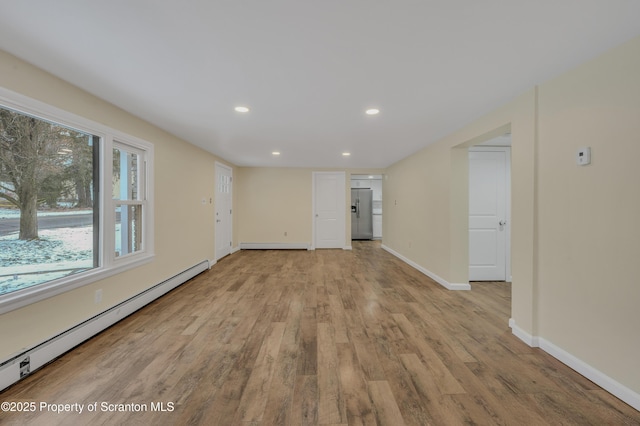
[311,171,347,250]
[468,146,511,281]
[214,161,233,262]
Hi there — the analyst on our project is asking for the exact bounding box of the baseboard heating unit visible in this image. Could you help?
[0,260,209,392]
[239,242,310,250]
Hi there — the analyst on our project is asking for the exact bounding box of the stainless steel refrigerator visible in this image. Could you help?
[351,188,373,240]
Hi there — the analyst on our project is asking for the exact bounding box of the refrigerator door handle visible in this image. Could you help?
[356,198,360,218]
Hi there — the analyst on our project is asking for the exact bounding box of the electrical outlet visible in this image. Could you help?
[95,289,102,304]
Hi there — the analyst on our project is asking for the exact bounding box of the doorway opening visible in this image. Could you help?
[350,174,383,241]
[468,133,511,282]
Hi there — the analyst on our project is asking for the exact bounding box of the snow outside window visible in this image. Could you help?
[0,91,154,314]
[0,106,98,296]
[112,145,145,258]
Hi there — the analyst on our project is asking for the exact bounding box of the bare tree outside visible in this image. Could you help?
[0,105,97,296]
[0,107,93,240]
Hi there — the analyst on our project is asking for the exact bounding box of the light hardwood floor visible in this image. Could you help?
[1,241,638,425]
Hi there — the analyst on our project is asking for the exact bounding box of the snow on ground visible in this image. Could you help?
[0,225,94,296]
[0,207,92,219]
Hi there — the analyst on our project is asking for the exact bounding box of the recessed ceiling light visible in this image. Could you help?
[234,106,250,113]
[342,152,351,157]
[365,108,380,115]
[272,151,281,156]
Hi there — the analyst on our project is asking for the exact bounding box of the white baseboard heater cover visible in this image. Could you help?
[0,260,209,392]
[239,242,310,250]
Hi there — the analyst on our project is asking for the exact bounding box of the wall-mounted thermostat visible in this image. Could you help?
[576,147,591,166]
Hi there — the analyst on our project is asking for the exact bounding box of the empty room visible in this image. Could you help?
[1,1,639,425]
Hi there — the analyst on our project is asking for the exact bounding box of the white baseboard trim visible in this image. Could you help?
[210,247,240,267]
[381,244,471,291]
[344,245,352,251]
[0,260,209,392]
[509,318,640,411]
[508,318,539,347]
[539,337,640,411]
[239,242,310,250]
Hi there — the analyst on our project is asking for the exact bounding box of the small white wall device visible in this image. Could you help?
[576,147,591,166]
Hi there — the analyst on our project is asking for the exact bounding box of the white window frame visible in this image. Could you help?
[110,141,151,261]
[0,87,154,315]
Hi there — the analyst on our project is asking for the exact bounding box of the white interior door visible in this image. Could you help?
[313,172,346,249]
[469,148,510,281]
[215,163,233,260]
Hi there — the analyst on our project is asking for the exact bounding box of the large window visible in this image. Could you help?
[0,91,153,313]
[0,108,99,295]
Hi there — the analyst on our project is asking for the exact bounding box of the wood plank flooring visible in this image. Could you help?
[1,241,638,425]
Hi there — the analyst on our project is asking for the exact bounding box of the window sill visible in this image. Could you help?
[0,253,154,315]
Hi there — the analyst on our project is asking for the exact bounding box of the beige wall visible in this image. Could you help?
[237,168,312,244]
[2,32,639,399]
[383,102,526,284]
[383,36,640,394]
[0,50,234,360]
[237,168,384,247]
[536,37,640,389]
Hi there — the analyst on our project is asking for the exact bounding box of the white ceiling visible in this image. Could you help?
[1,1,639,168]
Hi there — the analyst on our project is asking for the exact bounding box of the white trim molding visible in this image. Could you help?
[509,318,640,411]
[508,318,539,347]
[0,87,155,315]
[381,244,471,291]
